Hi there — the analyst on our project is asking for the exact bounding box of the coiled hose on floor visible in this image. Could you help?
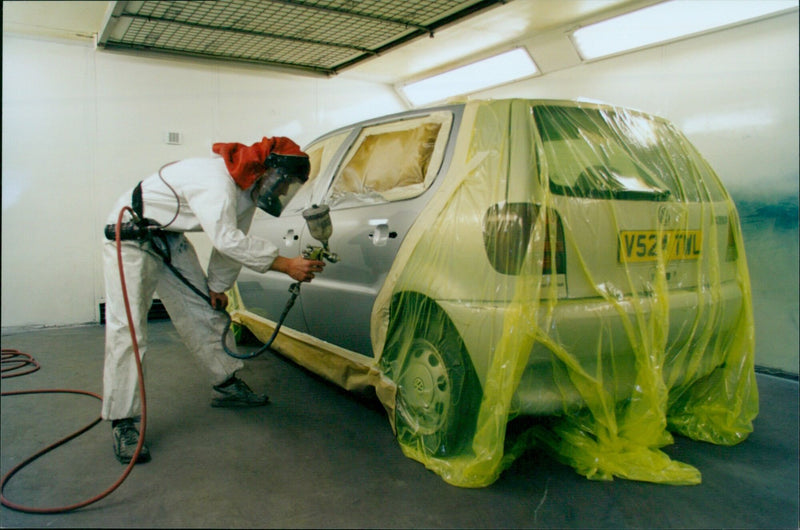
[0,206,148,514]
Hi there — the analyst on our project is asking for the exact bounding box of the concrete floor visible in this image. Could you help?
[1,320,798,529]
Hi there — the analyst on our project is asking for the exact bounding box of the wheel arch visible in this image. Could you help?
[379,289,483,456]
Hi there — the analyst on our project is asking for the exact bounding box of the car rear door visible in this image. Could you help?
[299,109,459,357]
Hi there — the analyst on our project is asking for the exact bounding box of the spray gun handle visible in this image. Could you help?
[302,246,321,261]
[303,245,339,263]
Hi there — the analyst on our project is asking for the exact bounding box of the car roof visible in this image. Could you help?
[304,98,667,148]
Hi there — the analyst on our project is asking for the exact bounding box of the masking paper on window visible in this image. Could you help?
[329,112,452,206]
[370,99,757,487]
[282,131,350,216]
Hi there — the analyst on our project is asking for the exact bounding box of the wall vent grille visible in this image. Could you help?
[165,131,182,145]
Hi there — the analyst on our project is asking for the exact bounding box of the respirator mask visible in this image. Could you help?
[253,153,310,216]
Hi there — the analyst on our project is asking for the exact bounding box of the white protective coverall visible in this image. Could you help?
[102,157,278,420]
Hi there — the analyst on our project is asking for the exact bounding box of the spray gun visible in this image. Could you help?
[301,204,339,264]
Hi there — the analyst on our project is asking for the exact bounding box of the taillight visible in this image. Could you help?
[482,202,565,275]
[543,211,566,274]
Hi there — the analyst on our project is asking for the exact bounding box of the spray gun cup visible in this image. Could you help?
[302,204,333,243]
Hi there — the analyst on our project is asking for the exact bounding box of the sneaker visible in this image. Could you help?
[211,376,269,408]
[112,418,151,464]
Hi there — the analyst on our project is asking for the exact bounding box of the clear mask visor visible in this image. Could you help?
[254,171,303,216]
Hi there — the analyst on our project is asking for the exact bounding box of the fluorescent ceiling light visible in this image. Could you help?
[572,0,798,61]
[399,48,538,107]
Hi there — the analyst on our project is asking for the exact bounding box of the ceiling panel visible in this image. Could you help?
[4,0,650,83]
[98,0,507,75]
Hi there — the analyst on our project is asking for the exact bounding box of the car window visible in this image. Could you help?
[282,131,350,215]
[306,131,350,184]
[534,105,724,202]
[326,112,453,208]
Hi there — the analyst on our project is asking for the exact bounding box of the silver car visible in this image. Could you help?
[231,99,756,484]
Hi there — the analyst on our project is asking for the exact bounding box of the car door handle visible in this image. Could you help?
[282,229,300,245]
[368,224,397,247]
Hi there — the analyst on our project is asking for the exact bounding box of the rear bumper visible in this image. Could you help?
[439,281,744,416]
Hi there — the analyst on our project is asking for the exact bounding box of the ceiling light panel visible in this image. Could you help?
[571,0,799,61]
[98,0,506,75]
[400,48,538,107]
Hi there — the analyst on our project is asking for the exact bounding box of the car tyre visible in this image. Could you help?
[381,292,482,457]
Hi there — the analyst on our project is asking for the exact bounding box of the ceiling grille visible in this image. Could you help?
[98,0,506,75]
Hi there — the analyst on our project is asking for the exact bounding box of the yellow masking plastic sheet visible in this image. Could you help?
[232,99,758,488]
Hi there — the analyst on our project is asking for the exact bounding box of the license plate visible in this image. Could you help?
[618,230,702,262]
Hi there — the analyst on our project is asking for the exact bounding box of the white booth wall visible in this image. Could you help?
[3,10,798,374]
[1,32,406,332]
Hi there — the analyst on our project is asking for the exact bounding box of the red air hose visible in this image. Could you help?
[0,206,148,513]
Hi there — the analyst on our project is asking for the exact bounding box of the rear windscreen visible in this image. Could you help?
[534,105,726,202]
